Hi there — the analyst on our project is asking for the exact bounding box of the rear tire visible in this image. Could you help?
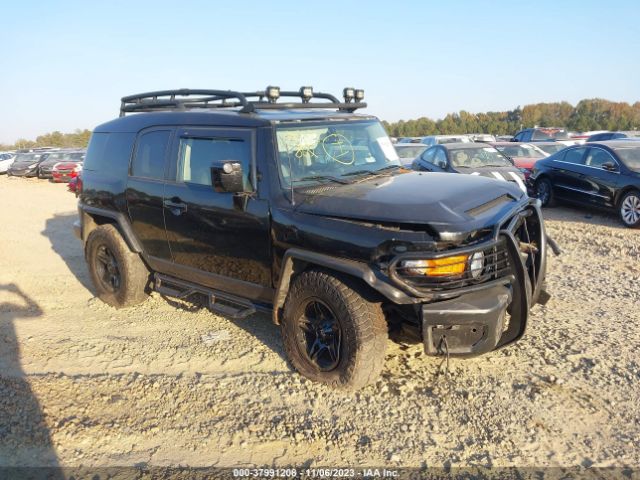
[535,177,556,207]
[281,270,388,390]
[86,224,150,308]
[619,190,640,228]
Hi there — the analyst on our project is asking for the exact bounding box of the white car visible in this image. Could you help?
[0,153,16,174]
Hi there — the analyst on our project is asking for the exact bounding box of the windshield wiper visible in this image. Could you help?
[341,169,376,177]
[342,165,402,178]
[293,175,351,185]
[375,164,403,173]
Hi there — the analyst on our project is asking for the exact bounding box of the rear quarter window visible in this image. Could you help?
[84,132,135,176]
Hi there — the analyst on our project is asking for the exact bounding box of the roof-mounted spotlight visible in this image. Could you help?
[343,87,355,103]
[355,89,365,101]
[265,85,280,103]
[299,86,313,103]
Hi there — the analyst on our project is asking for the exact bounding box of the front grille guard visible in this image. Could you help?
[387,199,546,306]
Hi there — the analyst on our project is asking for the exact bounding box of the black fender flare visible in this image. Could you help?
[272,248,416,324]
[78,203,143,253]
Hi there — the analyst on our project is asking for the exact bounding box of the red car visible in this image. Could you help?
[52,161,82,183]
[490,142,548,181]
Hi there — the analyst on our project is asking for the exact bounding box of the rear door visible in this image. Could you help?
[162,127,272,297]
[126,127,173,260]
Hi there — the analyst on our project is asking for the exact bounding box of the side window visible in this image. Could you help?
[131,130,171,179]
[421,148,436,163]
[177,136,251,188]
[585,148,616,169]
[433,148,448,168]
[561,147,587,165]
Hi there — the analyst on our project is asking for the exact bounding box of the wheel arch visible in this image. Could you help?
[79,205,143,254]
[272,248,415,325]
[614,185,640,208]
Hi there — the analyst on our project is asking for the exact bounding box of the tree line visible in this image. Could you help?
[382,98,640,138]
[0,129,92,151]
[2,99,638,150]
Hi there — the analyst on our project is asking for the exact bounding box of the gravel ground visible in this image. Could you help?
[0,175,638,470]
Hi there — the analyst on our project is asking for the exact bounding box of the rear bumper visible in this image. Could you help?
[422,284,513,357]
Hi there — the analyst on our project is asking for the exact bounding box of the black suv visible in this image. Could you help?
[75,87,550,389]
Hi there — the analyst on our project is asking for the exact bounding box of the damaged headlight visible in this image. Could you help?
[399,251,486,279]
[399,255,468,277]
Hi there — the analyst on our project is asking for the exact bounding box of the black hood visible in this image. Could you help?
[295,171,526,236]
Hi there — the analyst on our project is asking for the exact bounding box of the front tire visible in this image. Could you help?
[619,191,640,228]
[281,270,388,389]
[86,224,151,308]
[535,177,556,207]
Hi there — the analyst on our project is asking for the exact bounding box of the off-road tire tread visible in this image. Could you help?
[86,224,150,308]
[281,269,388,390]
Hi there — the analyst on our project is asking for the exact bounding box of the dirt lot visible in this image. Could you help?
[0,175,639,470]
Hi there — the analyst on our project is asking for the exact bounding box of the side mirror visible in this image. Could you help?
[211,161,245,193]
[602,161,617,172]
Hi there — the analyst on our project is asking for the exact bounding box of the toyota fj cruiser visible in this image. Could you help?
[75,87,550,389]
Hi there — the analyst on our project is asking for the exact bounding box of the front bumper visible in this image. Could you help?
[8,169,37,177]
[404,201,548,357]
[422,284,512,356]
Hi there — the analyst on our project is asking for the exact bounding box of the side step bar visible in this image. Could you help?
[154,273,257,319]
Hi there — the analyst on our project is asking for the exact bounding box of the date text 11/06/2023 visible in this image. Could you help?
[232,468,400,478]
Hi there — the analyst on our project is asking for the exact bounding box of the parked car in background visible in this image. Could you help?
[420,134,472,146]
[0,152,16,174]
[7,152,48,177]
[52,160,83,183]
[529,141,640,227]
[67,172,82,196]
[469,134,496,142]
[38,150,85,179]
[496,135,514,142]
[491,142,548,181]
[512,128,576,146]
[395,143,428,165]
[586,131,640,142]
[396,137,423,143]
[412,142,527,192]
[534,142,568,156]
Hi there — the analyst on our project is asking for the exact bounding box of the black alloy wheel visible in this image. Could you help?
[296,299,342,371]
[535,178,555,207]
[94,244,121,293]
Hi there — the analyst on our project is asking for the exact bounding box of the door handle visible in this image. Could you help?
[163,199,187,215]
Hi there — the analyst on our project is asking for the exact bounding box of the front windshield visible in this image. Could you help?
[450,146,512,168]
[537,143,565,155]
[495,144,545,159]
[437,136,470,144]
[396,145,427,161]
[276,120,401,185]
[614,146,640,172]
[14,154,41,162]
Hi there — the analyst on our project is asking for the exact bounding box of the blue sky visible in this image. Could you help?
[1,0,638,143]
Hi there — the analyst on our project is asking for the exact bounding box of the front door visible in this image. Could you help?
[162,127,272,297]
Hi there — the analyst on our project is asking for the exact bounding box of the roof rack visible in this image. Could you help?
[119,87,367,117]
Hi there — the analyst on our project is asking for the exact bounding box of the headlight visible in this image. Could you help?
[27,164,37,169]
[469,251,485,279]
[399,255,468,277]
[518,168,531,174]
